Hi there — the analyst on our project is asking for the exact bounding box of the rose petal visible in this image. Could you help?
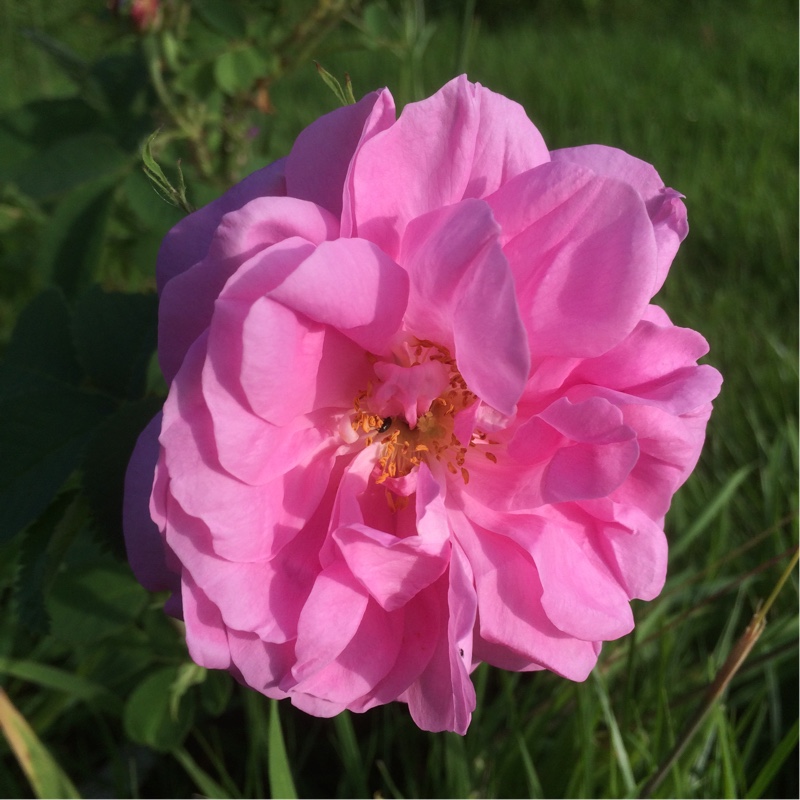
[551,144,688,294]
[351,75,549,257]
[487,161,658,358]
[400,199,530,415]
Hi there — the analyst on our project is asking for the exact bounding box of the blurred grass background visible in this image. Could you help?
[0,0,796,797]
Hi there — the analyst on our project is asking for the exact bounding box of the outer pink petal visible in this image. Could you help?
[454,515,599,680]
[164,497,323,643]
[158,197,338,383]
[579,499,668,601]
[156,158,286,293]
[161,334,332,562]
[551,145,688,294]
[487,161,658,359]
[400,199,529,415]
[351,75,549,258]
[227,629,294,699]
[180,569,232,670]
[291,559,370,684]
[123,413,180,593]
[286,89,395,219]
[291,598,404,707]
[529,522,634,640]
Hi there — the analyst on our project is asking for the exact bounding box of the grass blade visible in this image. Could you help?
[0,687,80,799]
[745,718,799,799]
[268,699,297,799]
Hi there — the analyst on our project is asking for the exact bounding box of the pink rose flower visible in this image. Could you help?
[124,76,722,734]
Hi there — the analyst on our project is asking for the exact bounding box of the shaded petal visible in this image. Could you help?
[400,199,529,414]
[529,521,634,640]
[551,145,688,293]
[158,197,337,383]
[454,515,599,680]
[286,89,395,218]
[180,569,231,669]
[161,334,332,562]
[123,413,179,593]
[291,598,404,706]
[292,559,370,683]
[487,161,658,358]
[405,546,476,734]
[156,158,286,293]
[333,464,451,611]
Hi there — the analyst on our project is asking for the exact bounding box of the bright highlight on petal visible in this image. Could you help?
[124,75,722,735]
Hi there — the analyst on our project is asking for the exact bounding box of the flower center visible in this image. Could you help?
[351,340,481,487]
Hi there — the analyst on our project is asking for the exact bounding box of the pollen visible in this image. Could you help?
[348,338,497,494]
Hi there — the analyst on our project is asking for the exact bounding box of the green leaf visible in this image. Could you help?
[4,289,81,384]
[122,168,184,231]
[13,132,129,201]
[199,669,233,717]
[213,47,270,96]
[72,287,158,399]
[81,396,163,558]
[0,368,115,544]
[0,658,120,712]
[36,179,116,297]
[47,561,148,645]
[268,700,297,800]
[123,666,195,752]
[192,0,247,39]
[314,62,356,106]
[141,131,194,213]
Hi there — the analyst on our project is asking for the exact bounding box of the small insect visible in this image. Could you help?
[378,417,392,433]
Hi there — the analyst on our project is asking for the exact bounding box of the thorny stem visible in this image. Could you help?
[638,545,799,798]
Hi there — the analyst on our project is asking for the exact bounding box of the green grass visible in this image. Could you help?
[0,0,796,797]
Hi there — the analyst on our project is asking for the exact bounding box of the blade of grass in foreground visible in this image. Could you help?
[269,699,297,799]
[0,687,80,799]
[744,718,799,799]
[638,547,799,798]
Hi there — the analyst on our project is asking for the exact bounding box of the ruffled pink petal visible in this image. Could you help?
[333,465,451,610]
[528,519,634,640]
[453,514,599,680]
[291,559,370,684]
[286,89,394,219]
[291,598,404,707]
[566,312,715,392]
[161,334,332,562]
[227,629,294,699]
[551,145,688,294]
[579,499,668,601]
[164,497,324,643]
[405,545,476,734]
[611,402,714,519]
[156,158,287,293]
[487,161,658,359]
[180,569,231,669]
[265,237,409,356]
[351,75,549,258]
[158,197,338,383]
[349,588,441,712]
[400,198,529,415]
